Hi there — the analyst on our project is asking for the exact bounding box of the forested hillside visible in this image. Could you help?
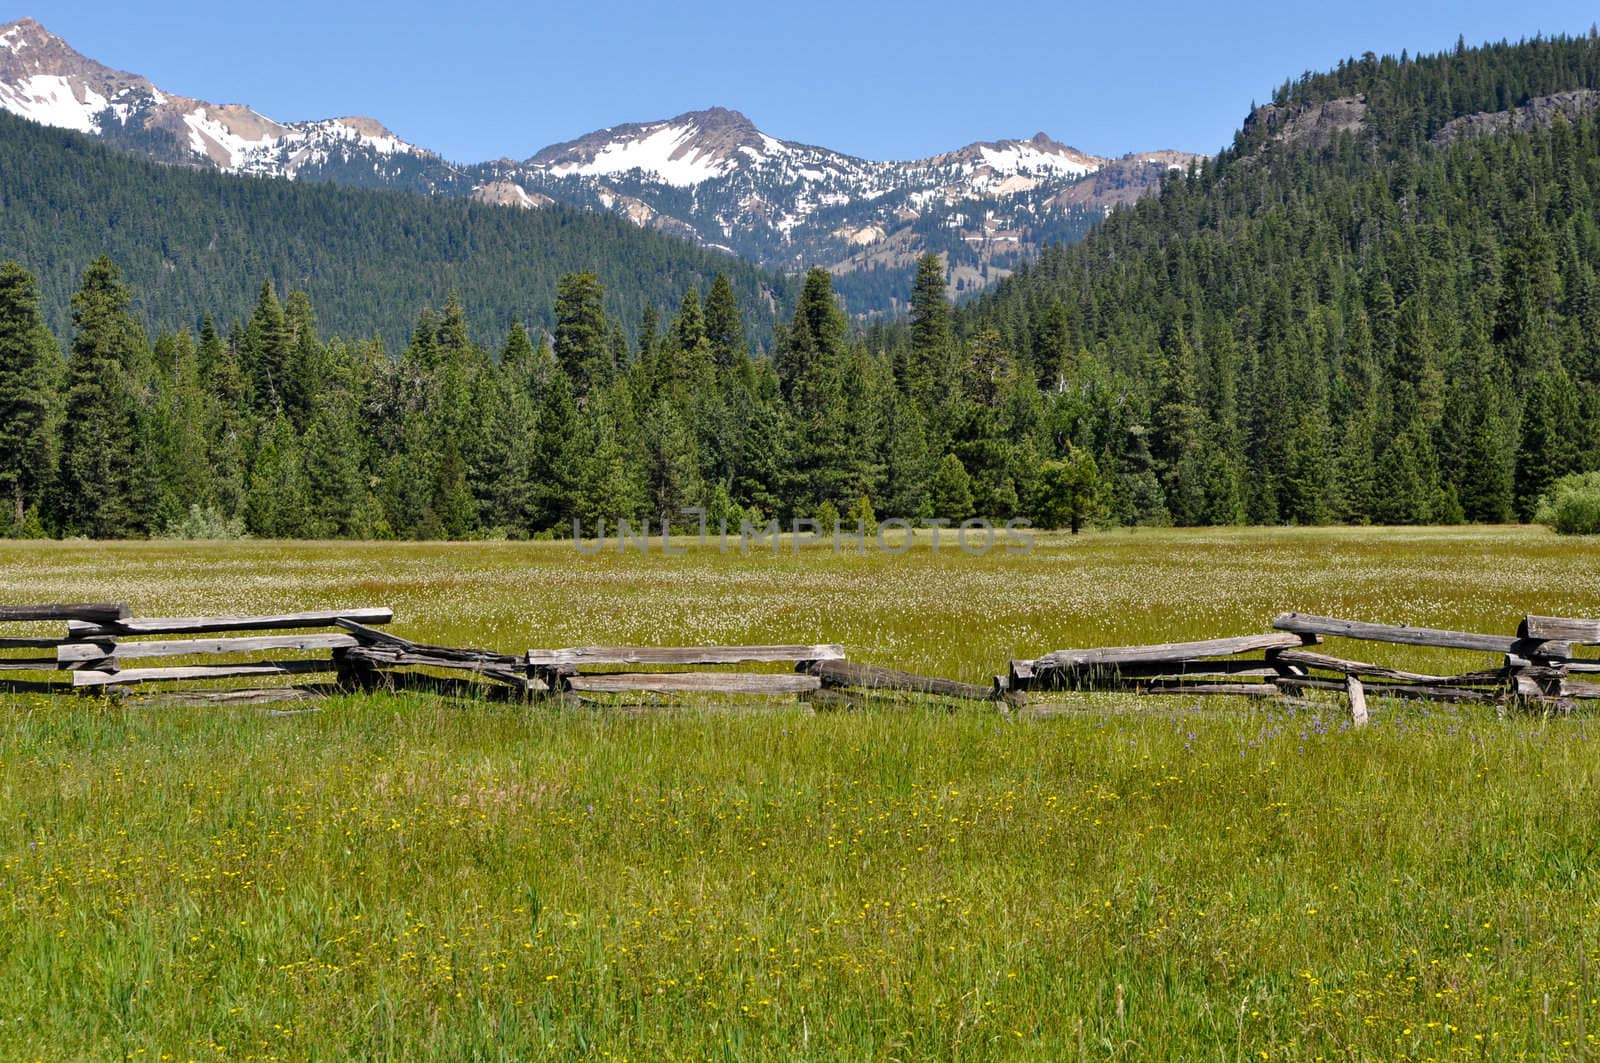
[956,32,1600,525]
[0,111,786,349]
[3,34,1600,540]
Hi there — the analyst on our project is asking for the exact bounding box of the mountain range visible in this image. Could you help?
[0,16,1200,308]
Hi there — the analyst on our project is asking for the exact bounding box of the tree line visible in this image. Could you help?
[0,254,1104,540]
[6,34,1600,539]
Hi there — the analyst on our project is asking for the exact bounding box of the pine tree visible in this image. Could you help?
[781,270,857,510]
[159,330,215,517]
[1032,445,1103,534]
[704,273,745,368]
[729,384,788,519]
[1515,366,1582,518]
[302,397,370,537]
[554,271,613,397]
[883,397,932,518]
[642,395,703,521]
[242,279,290,412]
[54,257,147,537]
[245,414,311,537]
[930,453,974,521]
[578,387,647,530]
[282,289,322,427]
[0,262,62,530]
[906,253,951,401]
[530,366,583,530]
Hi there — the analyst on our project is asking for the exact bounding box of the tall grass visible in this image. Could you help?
[0,527,1596,1058]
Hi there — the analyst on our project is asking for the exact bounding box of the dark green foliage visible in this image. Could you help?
[930,454,974,521]
[0,109,786,350]
[0,261,61,529]
[1032,446,1104,534]
[1534,471,1600,534]
[956,32,1600,530]
[10,34,1600,539]
[554,273,614,397]
[53,257,149,537]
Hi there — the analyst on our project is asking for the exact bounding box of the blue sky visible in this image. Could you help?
[29,0,1600,162]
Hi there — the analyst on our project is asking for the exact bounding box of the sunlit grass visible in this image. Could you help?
[0,527,1597,1059]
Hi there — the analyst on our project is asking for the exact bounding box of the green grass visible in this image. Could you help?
[1,527,1598,1059]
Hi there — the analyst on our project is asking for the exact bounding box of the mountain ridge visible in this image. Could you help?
[0,16,1198,308]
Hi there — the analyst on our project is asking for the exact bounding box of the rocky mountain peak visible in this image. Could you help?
[0,20,1200,305]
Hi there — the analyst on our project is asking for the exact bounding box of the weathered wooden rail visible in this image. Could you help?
[1005,610,1599,723]
[0,602,1008,708]
[1,601,1595,719]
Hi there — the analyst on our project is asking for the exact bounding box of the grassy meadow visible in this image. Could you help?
[1,527,1599,1059]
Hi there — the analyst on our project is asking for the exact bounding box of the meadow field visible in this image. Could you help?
[1,527,1598,1059]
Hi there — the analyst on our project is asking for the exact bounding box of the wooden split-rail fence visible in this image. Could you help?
[0,602,1595,719]
[0,601,1013,708]
[1004,612,1600,723]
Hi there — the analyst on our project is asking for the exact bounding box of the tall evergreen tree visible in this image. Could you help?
[704,273,745,368]
[54,257,147,537]
[0,262,61,530]
[554,272,613,397]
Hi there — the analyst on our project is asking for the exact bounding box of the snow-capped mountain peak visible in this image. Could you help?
[0,17,1203,301]
[529,107,785,186]
[0,17,431,177]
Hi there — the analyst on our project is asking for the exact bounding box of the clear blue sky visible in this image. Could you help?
[29,0,1600,162]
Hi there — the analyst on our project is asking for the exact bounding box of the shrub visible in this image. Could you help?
[162,504,248,540]
[1534,472,1600,535]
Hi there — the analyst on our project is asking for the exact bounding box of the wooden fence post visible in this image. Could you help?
[1346,675,1368,729]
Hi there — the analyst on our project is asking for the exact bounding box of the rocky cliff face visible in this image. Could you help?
[1431,89,1600,144]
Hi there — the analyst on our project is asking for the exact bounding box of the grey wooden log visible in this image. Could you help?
[72,658,338,687]
[527,644,846,667]
[57,632,359,663]
[799,658,995,701]
[1510,653,1600,673]
[335,619,520,667]
[1276,675,1502,705]
[1071,658,1286,678]
[341,646,542,691]
[1270,647,1454,683]
[0,635,104,649]
[0,602,130,624]
[1559,678,1600,699]
[0,657,59,671]
[1272,648,1511,688]
[1513,674,1546,700]
[353,667,552,703]
[71,607,394,638]
[1520,616,1600,644]
[1272,612,1539,655]
[1090,664,1284,681]
[564,672,822,695]
[1035,632,1310,671]
[1346,675,1369,728]
[1133,682,1280,697]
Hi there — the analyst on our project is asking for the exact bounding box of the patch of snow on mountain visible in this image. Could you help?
[979,145,1094,178]
[553,123,732,186]
[181,107,278,170]
[0,23,28,52]
[0,74,106,133]
[978,144,1095,177]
